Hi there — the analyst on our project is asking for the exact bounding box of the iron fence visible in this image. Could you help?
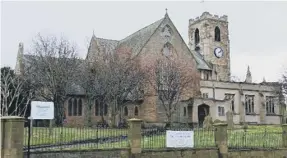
[23,124,129,153]
[227,128,283,149]
[141,126,284,149]
[141,127,216,149]
[23,123,285,153]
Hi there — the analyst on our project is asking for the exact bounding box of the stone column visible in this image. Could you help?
[239,93,246,124]
[1,116,25,158]
[128,118,142,157]
[192,105,198,124]
[282,124,287,148]
[259,92,266,124]
[226,111,234,129]
[214,123,228,158]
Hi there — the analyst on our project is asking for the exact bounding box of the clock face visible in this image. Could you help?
[214,47,224,58]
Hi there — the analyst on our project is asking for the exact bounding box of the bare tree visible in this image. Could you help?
[146,58,199,127]
[282,70,287,96]
[230,75,241,82]
[81,51,145,127]
[25,34,82,126]
[79,61,107,127]
[1,67,33,117]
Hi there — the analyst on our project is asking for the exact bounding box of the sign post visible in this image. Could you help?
[166,130,194,148]
[27,101,54,158]
[30,101,54,120]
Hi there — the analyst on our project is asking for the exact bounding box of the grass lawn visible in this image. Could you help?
[24,127,128,146]
[24,125,284,151]
[142,126,283,149]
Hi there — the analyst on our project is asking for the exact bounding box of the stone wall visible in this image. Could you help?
[23,149,127,158]
[5,118,287,158]
[141,149,287,158]
[1,116,25,158]
[63,97,142,127]
[188,12,230,82]
[23,148,287,158]
[138,15,201,123]
[200,80,282,125]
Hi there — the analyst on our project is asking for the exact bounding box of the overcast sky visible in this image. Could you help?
[1,1,287,83]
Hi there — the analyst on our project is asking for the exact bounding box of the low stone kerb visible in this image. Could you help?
[213,123,227,126]
[0,116,24,120]
[128,118,143,122]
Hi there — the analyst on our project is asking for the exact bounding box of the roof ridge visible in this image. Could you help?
[119,17,164,42]
[94,37,119,42]
[161,15,211,70]
[132,17,166,58]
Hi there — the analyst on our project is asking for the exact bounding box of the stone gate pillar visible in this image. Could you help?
[214,123,228,158]
[128,118,143,158]
[282,124,287,148]
[1,116,25,158]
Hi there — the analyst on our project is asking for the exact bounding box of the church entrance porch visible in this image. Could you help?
[198,104,210,127]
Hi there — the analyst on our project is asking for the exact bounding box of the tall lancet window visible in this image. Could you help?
[215,26,221,42]
[161,25,173,42]
[194,28,200,45]
[162,43,172,57]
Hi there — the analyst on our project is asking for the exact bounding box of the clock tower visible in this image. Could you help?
[188,12,231,82]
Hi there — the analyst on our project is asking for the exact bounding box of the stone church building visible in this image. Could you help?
[15,11,286,127]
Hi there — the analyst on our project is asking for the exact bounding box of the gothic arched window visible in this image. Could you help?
[134,106,139,116]
[68,99,73,116]
[73,98,77,116]
[215,26,221,42]
[78,99,82,116]
[95,100,100,116]
[162,25,173,38]
[194,28,200,45]
[104,104,108,116]
[162,43,172,56]
[183,107,187,116]
[124,106,128,116]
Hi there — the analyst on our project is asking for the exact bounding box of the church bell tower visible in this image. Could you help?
[188,12,231,82]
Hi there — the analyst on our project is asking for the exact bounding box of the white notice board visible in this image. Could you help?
[30,101,54,120]
[166,130,194,148]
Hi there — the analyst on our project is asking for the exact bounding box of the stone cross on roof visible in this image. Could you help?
[165,8,169,17]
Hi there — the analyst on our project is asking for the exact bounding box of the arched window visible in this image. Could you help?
[134,106,139,116]
[68,99,73,116]
[162,43,172,56]
[162,25,173,38]
[95,100,100,116]
[183,107,187,116]
[245,95,255,114]
[194,28,200,45]
[78,99,82,116]
[124,106,128,116]
[215,26,221,42]
[104,104,108,116]
[73,98,77,116]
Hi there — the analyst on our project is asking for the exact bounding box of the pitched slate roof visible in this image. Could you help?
[88,14,211,70]
[93,37,119,55]
[117,18,164,56]
[192,51,212,70]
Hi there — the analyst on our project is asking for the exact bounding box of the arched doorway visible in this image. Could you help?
[198,104,210,127]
